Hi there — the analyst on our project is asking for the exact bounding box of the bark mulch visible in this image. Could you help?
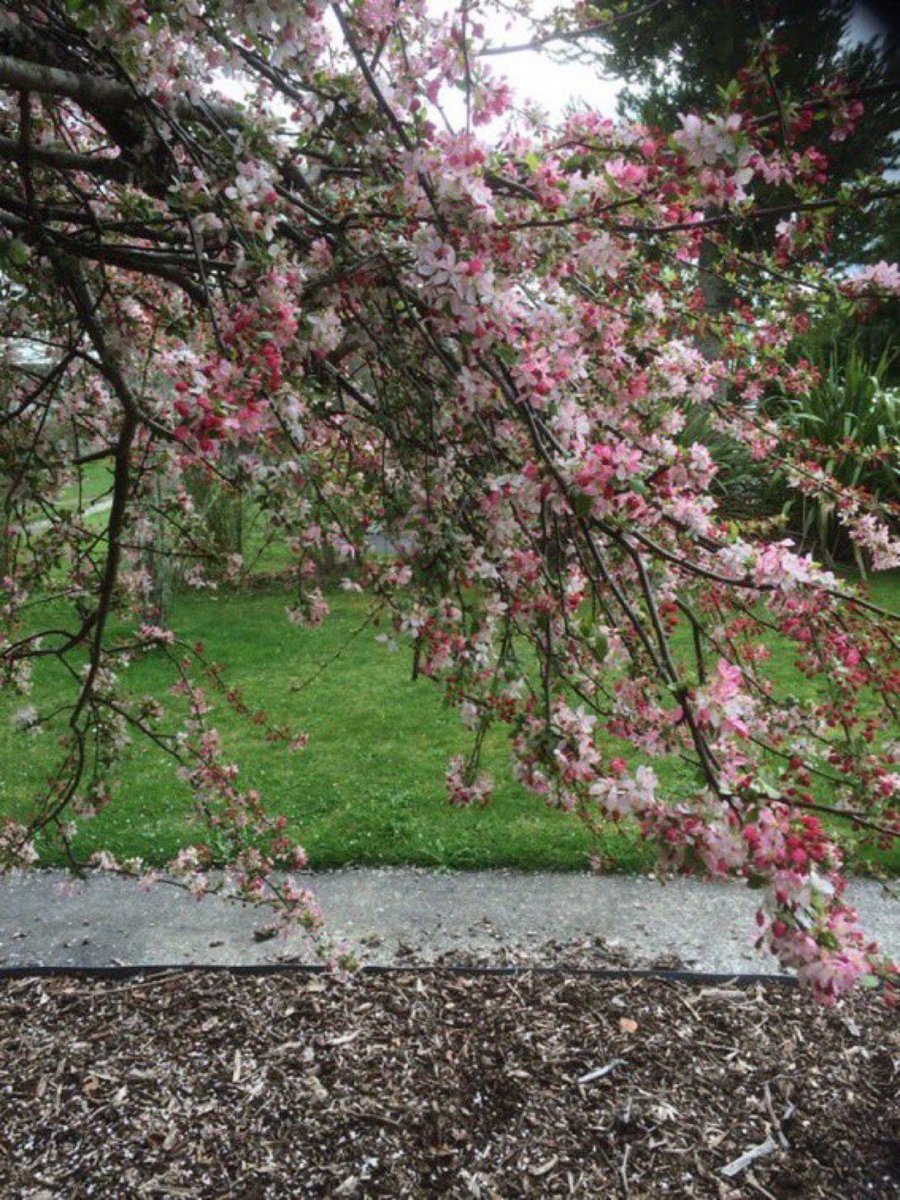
[1,969,897,1198]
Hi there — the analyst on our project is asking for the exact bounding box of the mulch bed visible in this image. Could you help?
[1,970,898,1198]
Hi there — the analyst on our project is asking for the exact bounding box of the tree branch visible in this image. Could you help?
[0,134,133,182]
[0,52,240,128]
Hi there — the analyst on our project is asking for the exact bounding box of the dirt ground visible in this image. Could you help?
[1,968,898,1198]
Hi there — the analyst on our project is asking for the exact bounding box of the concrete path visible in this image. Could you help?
[1,868,897,974]
[26,496,112,534]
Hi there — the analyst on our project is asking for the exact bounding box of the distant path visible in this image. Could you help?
[0,867,896,973]
[26,496,112,534]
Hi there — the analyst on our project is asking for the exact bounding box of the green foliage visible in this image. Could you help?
[794,297,900,387]
[677,402,779,519]
[184,470,246,565]
[772,340,899,568]
[0,237,28,271]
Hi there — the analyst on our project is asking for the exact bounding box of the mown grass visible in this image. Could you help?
[0,590,651,871]
[2,569,898,874]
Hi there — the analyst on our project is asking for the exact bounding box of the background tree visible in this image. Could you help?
[590,0,899,264]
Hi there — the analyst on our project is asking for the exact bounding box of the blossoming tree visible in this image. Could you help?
[1,0,898,999]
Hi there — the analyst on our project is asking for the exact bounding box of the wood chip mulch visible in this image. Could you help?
[1,970,898,1198]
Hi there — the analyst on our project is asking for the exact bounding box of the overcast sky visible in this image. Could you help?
[429,2,893,136]
[217,3,893,142]
[444,2,622,130]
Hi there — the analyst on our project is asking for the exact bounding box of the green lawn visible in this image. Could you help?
[0,590,650,871]
[2,576,898,875]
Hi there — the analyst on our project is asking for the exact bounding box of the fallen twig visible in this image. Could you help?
[720,1134,779,1177]
[577,1058,627,1084]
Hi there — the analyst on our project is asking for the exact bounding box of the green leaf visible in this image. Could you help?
[8,239,28,267]
[590,632,609,661]
[755,778,782,800]
[570,489,594,520]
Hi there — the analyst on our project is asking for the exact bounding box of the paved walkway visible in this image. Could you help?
[1,868,897,974]
[26,496,112,534]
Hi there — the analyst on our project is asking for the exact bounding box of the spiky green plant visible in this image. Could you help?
[773,341,899,570]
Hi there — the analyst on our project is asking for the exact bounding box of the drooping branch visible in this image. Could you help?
[0,53,133,111]
[1,0,897,998]
[0,134,133,182]
[478,1,668,57]
[0,53,241,129]
[1,210,213,303]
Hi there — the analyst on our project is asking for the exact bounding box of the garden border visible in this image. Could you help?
[0,963,798,985]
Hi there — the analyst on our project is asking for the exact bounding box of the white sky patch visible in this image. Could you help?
[845,3,891,47]
[202,4,884,153]
[460,44,620,125]
[435,1,621,135]
[213,4,621,146]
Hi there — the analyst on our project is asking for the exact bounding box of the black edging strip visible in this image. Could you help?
[0,964,798,986]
